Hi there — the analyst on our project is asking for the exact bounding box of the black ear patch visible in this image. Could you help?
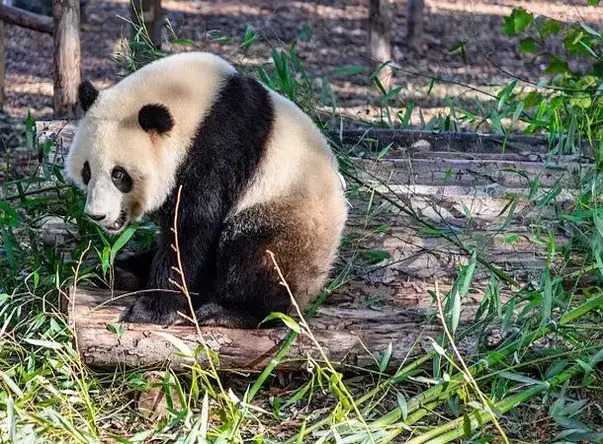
[78,80,99,113]
[138,104,174,134]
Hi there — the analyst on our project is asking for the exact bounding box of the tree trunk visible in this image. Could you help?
[368,0,392,91]
[407,0,425,51]
[130,0,162,49]
[52,0,80,118]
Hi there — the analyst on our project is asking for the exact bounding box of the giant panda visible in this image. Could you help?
[65,52,348,328]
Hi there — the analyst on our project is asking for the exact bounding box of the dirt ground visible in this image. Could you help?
[2,0,602,124]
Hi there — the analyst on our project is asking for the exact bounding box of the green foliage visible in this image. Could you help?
[502,7,534,36]
[1,5,603,443]
[502,8,603,154]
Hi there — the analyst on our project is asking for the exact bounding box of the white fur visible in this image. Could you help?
[66,52,347,238]
[66,53,235,230]
[233,91,341,212]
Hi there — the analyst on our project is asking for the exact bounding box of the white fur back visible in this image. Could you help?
[233,90,345,218]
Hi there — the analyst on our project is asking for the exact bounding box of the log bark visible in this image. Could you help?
[325,128,595,159]
[52,0,80,118]
[0,5,53,34]
[368,0,392,90]
[36,121,597,160]
[354,156,584,189]
[66,287,477,372]
[130,0,162,49]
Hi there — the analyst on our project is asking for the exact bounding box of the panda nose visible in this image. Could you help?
[86,212,107,221]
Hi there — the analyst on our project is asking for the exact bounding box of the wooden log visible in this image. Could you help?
[35,121,598,159]
[66,287,477,372]
[353,156,584,189]
[52,0,80,118]
[34,121,593,188]
[367,0,392,90]
[347,184,577,229]
[326,128,596,159]
[0,5,53,34]
[130,0,162,49]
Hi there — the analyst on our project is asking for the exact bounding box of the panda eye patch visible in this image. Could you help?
[82,161,91,185]
[111,166,133,193]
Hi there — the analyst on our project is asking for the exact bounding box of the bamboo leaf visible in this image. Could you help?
[262,312,301,333]
[498,370,544,386]
[22,338,63,350]
[154,331,195,360]
[543,268,553,323]
[110,224,138,262]
[0,371,23,397]
[431,340,447,356]
[498,80,518,112]
[379,343,393,372]
[463,412,472,437]
[397,392,408,421]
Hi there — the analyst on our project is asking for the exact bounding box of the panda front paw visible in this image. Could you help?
[120,293,189,326]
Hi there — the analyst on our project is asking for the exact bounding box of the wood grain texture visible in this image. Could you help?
[52,0,80,118]
[67,287,476,372]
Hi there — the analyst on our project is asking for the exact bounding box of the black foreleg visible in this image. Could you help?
[112,247,158,291]
[120,195,223,325]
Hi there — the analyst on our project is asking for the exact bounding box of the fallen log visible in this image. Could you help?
[324,128,596,159]
[0,5,53,34]
[66,287,476,372]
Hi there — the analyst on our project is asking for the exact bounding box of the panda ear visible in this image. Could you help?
[138,104,174,134]
[78,80,99,113]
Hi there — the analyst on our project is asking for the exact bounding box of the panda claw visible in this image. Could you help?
[120,294,186,326]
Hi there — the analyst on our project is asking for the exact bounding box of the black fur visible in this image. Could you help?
[113,248,157,290]
[111,166,133,193]
[199,204,293,328]
[120,73,282,327]
[138,104,174,134]
[78,80,99,113]
[82,161,91,185]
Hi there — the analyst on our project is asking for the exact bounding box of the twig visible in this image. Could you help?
[166,185,230,408]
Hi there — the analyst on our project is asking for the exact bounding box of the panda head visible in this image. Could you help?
[66,80,177,234]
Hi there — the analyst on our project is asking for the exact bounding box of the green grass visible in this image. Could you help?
[1,5,603,443]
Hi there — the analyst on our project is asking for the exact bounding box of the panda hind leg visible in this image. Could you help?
[195,202,318,329]
[194,302,263,329]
